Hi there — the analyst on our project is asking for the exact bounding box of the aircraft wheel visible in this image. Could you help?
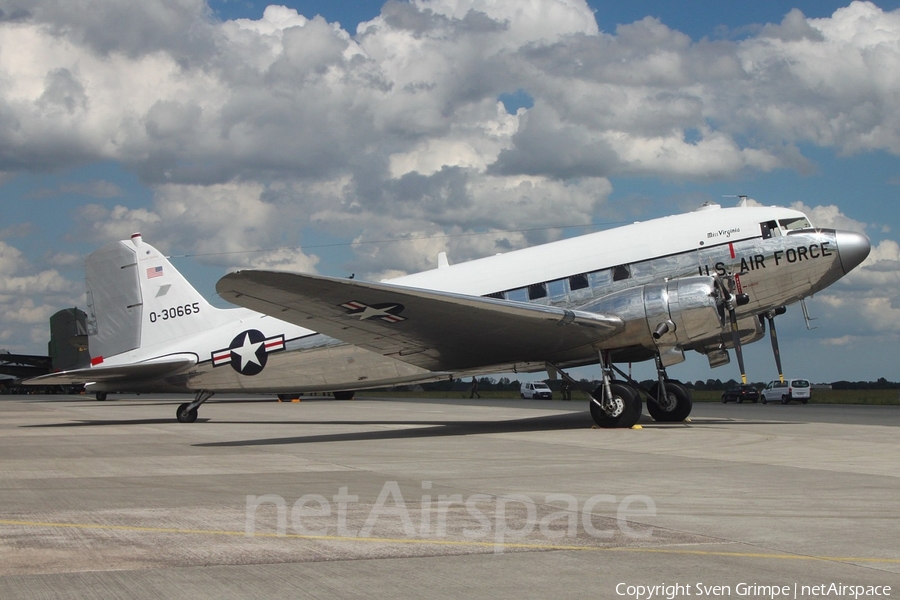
[176,403,198,423]
[96,392,107,401]
[590,382,642,428]
[646,380,693,422]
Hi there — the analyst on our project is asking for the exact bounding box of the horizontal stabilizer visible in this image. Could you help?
[217,271,623,372]
[22,355,196,386]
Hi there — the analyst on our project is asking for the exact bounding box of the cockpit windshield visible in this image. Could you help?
[779,216,811,230]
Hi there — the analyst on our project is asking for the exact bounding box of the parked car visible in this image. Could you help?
[760,379,811,404]
[721,384,760,403]
[520,381,553,399]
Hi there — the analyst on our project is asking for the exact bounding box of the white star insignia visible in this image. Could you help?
[231,332,263,370]
[356,304,400,320]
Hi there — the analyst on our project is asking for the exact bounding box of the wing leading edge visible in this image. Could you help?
[216,271,623,372]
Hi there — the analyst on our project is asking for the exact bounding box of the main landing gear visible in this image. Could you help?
[176,390,214,423]
[551,350,694,429]
[645,353,693,422]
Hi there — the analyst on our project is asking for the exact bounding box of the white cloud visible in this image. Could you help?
[1,0,900,366]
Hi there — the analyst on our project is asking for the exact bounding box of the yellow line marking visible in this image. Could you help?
[2,519,899,564]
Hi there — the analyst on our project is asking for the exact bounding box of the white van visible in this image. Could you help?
[520,381,553,399]
[761,379,811,404]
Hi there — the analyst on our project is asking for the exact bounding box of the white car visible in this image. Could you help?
[760,379,811,404]
[520,381,553,399]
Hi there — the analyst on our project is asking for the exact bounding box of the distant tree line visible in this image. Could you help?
[409,376,900,393]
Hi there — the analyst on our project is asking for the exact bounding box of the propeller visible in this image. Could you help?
[765,306,787,383]
[716,275,750,384]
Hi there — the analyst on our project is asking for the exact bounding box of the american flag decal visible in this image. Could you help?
[146,266,163,279]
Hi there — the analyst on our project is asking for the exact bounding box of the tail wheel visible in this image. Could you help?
[590,382,642,428]
[96,392,107,401]
[646,380,693,422]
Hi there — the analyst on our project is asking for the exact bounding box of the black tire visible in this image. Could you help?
[646,380,693,422]
[781,394,790,405]
[96,392,107,401]
[721,395,727,403]
[737,398,743,404]
[176,402,198,423]
[332,391,355,400]
[801,399,808,404]
[589,382,642,428]
[762,397,767,404]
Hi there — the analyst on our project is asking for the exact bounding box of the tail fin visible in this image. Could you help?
[85,233,229,362]
[48,307,89,371]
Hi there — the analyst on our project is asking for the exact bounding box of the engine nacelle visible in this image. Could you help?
[581,276,727,354]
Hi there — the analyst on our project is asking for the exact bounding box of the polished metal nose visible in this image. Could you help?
[834,230,871,274]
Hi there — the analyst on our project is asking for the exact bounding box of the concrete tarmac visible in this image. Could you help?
[1,394,898,599]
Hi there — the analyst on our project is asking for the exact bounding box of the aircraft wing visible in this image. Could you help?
[22,356,197,386]
[0,353,52,379]
[217,271,623,372]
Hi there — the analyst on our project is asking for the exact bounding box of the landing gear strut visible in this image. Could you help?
[176,390,214,423]
[587,352,642,428]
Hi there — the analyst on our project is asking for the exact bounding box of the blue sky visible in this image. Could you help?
[1,1,899,384]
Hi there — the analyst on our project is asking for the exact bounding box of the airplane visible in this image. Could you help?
[24,201,870,428]
[0,308,89,391]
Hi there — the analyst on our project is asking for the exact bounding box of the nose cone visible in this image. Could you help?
[834,231,871,274]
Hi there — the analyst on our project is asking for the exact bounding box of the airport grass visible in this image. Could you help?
[361,389,900,404]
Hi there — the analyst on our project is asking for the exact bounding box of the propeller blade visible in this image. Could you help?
[729,308,747,385]
[767,313,784,383]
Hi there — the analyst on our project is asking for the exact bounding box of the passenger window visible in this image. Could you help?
[589,269,611,289]
[506,288,528,302]
[527,283,547,300]
[485,291,504,300]
[612,265,631,282]
[569,274,589,290]
[547,279,567,300]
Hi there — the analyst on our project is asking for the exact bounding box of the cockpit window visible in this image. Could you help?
[779,217,811,231]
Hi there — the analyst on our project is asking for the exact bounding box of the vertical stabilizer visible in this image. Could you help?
[48,308,89,371]
[85,234,227,362]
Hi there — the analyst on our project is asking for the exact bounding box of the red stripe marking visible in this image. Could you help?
[91,356,104,366]
[729,243,735,259]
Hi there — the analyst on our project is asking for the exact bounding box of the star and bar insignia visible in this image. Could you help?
[340,301,406,323]
[212,329,285,376]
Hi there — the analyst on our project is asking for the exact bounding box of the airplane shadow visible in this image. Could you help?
[20,411,801,443]
[196,412,591,447]
[192,414,799,447]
